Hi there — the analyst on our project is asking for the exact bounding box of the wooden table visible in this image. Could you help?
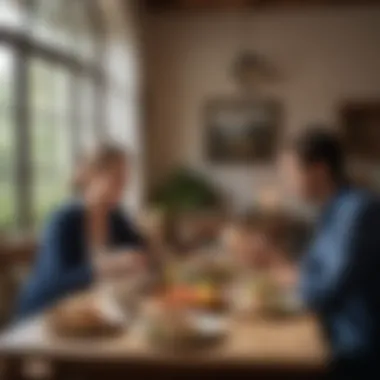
[0,308,328,380]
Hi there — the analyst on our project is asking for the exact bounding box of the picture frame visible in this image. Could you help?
[204,97,281,164]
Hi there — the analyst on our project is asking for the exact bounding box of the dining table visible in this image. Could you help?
[0,288,329,380]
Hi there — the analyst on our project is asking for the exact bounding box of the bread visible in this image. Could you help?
[48,300,122,338]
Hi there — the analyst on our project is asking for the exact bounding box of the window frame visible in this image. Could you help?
[0,0,106,231]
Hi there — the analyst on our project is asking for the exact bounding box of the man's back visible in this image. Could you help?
[300,188,380,361]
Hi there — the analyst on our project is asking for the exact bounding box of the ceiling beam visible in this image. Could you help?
[142,0,380,12]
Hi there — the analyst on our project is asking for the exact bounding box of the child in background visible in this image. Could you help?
[221,211,297,315]
[221,212,277,271]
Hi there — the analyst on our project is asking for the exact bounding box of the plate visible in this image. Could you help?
[187,312,228,338]
[145,307,228,351]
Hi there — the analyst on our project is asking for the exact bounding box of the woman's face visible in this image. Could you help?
[86,158,129,208]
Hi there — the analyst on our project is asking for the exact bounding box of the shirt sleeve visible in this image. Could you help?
[300,200,380,312]
[41,210,94,299]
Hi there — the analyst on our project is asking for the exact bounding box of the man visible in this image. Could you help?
[280,128,380,378]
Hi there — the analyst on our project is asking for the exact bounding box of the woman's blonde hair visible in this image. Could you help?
[72,141,128,193]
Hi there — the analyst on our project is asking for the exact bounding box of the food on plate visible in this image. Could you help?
[161,284,227,312]
[230,273,301,318]
[47,298,123,338]
[144,298,226,350]
[148,308,199,348]
[180,256,234,287]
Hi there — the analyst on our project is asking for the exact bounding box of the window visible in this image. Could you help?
[0,0,105,233]
[0,46,16,231]
[30,58,73,225]
[80,75,98,148]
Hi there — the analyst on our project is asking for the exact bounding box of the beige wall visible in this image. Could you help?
[143,7,380,209]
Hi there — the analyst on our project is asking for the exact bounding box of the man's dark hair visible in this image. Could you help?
[290,127,345,183]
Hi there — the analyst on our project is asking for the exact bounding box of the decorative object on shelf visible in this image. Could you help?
[231,51,280,93]
[204,97,281,164]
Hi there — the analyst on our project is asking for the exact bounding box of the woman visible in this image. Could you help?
[17,142,146,319]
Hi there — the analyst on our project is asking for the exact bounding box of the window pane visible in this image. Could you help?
[0,0,28,31]
[31,0,73,52]
[30,0,98,60]
[68,0,98,61]
[29,59,72,227]
[0,46,16,232]
[79,75,98,147]
[29,54,56,109]
[108,95,129,142]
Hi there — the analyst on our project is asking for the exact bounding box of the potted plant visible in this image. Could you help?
[151,168,223,249]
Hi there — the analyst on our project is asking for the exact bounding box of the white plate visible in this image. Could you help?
[187,312,228,337]
[96,288,131,326]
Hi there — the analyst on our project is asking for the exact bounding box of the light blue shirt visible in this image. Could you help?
[300,188,380,360]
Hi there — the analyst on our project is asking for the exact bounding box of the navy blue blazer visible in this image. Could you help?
[16,200,145,320]
[300,188,380,361]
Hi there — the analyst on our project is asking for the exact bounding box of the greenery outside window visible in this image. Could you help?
[0,0,106,233]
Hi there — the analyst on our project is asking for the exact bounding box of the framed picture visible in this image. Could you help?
[341,101,380,162]
[204,97,281,164]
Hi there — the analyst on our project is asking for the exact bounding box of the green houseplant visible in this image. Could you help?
[152,168,220,213]
[151,168,222,247]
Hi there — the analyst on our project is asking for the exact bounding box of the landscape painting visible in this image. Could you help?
[205,98,280,164]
